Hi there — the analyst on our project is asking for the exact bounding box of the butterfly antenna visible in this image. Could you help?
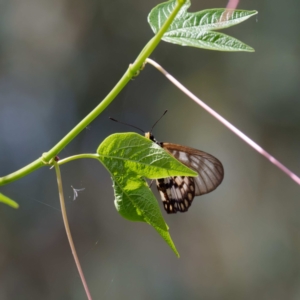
[109,117,145,133]
[150,110,168,133]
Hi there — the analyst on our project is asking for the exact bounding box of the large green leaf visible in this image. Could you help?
[97,132,197,257]
[148,0,258,52]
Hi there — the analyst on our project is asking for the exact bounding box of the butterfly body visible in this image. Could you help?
[145,132,224,214]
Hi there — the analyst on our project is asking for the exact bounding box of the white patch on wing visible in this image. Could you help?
[177,151,189,163]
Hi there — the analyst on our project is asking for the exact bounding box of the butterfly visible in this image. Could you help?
[145,132,224,214]
[110,111,224,214]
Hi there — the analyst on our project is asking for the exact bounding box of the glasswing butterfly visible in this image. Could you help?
[110,111,224,214]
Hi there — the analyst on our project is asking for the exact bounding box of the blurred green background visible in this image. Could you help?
[1,0,300,299]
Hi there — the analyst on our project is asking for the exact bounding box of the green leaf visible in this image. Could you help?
[97,133,197,179]
[163,30,254,52]
[0,193,19,209]
[97,132,194,257]
[148,0,258,52]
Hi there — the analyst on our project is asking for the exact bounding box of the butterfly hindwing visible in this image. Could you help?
[156,176,195,214]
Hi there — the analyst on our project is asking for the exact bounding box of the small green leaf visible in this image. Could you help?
[97,133,197,179]
[163,30,255,52]
[0,193,19,209]
[148,0,258,52]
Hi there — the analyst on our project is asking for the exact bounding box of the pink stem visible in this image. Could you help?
[219,0,240,22]
[54,162,93,300]
[226,0,239,9]
[146,58,300,186]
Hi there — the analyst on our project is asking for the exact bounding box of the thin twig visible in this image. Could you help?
[53,162,93,300]
[146,58,300,186]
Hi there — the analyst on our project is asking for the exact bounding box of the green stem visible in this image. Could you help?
[131,0,184,74]
[58,154,100,166]
[0,193,19,209]
[0,0,186,186]
[0,158,44,186]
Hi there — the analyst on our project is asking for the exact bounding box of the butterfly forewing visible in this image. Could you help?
[162,143,224,196]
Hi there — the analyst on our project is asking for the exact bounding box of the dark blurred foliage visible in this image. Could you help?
[1,0,300,299]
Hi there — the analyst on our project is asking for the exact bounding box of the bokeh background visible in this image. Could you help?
[1,0,300,299]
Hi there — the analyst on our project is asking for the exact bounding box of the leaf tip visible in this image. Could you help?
[246,47,255,52]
